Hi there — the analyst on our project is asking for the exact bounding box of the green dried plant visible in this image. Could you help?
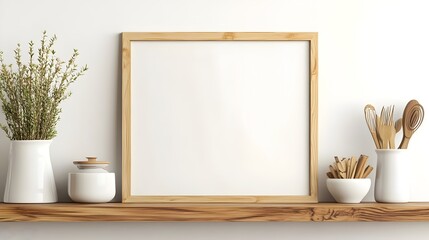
[0,31,88,140]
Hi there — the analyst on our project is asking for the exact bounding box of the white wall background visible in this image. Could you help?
[1,0,429,238]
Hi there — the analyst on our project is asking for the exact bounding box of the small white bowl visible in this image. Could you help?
[68,173,115,203]
[327,178,371,203]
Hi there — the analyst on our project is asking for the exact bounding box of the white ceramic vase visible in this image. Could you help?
[3,140,58,203]
[375,149,409,203]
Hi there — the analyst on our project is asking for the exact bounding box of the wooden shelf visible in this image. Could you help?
[2,203,429,222]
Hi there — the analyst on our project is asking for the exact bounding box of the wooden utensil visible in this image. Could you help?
[350,156,357,178]
[336,161,347,178]
[377,105,396,149]
[329,165,339,178]
[362,166,374,178]
[399,100,424,149]
[346,158,352,178]
[377,106,394,149]
[354,154,369,178]
[364,104,381,149]
[388,106,396,149]
[395,118,402,133]
[326,155,372,179]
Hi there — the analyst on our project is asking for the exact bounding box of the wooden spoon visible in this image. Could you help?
[395,118,402,133]
[399,100,424,149]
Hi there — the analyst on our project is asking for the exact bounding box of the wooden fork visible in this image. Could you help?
[377,106,395,149]
[388,106,396,148]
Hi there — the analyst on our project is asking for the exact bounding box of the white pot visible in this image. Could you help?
[68,172,115,203]
[68,157,115,203]
[327,178,371,203]
[3,140,58,203]
[375,149,409,203]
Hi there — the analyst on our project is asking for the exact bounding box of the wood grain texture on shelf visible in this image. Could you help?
[1,203,429,222]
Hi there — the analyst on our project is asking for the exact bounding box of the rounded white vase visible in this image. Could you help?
[4,140,58,203]
[375,149,409,203]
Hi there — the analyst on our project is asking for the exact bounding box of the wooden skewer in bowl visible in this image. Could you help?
[326,155,373,179]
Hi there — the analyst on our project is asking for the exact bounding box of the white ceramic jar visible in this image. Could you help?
[375,149,409,203]
[68,157,115,203]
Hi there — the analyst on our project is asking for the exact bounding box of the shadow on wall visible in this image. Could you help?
[0,132,9,201]
[115,33,123,202]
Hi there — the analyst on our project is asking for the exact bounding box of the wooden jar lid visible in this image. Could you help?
[73,156,110,165]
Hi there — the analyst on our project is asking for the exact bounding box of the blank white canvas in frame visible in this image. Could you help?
[130,41,310,196]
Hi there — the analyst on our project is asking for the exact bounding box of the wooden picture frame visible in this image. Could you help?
[122,32,318,203]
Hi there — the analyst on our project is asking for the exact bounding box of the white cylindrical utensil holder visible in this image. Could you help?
[374,149,409,203]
